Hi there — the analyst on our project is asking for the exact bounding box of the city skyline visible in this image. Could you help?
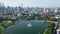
[0,0,60,7]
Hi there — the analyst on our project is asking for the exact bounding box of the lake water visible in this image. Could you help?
[4,20,48,34]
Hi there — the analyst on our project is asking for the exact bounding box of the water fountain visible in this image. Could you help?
[27,23,32,27]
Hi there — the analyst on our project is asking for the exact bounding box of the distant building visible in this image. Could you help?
[48,8,55,13]
[57,8,60,12]
[43,8,57,14]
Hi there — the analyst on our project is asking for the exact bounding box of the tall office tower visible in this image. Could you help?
[0,3,4,6]
[44,8,48,13]
[57,8,60,12]
[21,3,23,8]
[55,8,57,13]
[44,8,45,12]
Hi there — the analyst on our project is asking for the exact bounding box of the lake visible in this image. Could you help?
[4,20,48,34]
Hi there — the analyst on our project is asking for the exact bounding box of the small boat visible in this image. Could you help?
[27,23,32,27]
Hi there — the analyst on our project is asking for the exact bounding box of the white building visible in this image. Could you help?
[4,21,12,24]
[55,15,60,19]
[57,27,60,34]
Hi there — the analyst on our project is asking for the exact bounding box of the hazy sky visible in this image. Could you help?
[0,0,60,7]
